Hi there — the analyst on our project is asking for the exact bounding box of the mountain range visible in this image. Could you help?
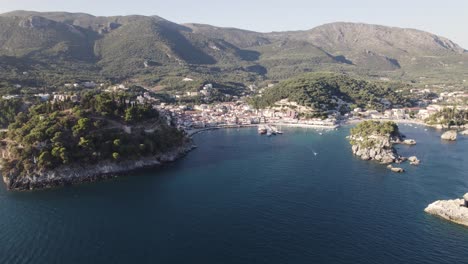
[0,10,467,88]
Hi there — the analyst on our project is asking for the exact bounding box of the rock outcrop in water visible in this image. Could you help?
[460,130,468,136]
[349,121,405,164]
[441,130,458,141]
[387,165,405,173]
[425,193,468,227]
[402,139,417,145]
[2,143,196,191]
[408,156,420,166]
[351,137,398,163]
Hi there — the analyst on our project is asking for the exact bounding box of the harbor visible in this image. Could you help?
[257,125,283,136]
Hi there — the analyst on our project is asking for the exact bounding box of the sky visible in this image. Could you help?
[0,0,467,49]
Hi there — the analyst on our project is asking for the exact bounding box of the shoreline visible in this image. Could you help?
[343,118,427,126]
[186,123,340,137]
[3,141,197,191]
[186,117,467,138]
[185,118,436,138]
[344,118,467,130]
[272,123,339,129]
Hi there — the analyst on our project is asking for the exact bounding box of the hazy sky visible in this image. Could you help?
[1,0,467,49]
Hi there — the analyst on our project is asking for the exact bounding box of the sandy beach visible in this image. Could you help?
[344,118,427,126]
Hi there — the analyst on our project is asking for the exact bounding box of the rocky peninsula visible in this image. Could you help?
[425,193,468,227]
[0,90,195,191]
[2,141,195,191]
[2,140,196,191]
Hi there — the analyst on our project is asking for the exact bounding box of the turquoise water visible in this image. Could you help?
[0,125,467,263]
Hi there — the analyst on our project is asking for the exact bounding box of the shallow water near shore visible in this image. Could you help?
[0,125,467,263]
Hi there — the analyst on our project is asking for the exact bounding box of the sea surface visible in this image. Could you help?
[0,125,467,264]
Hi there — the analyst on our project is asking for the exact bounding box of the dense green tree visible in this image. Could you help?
[38,151,54,170]
[425,108,467,127]
[0,99,24,128]
[72,118,92,137]
[249,73,410,113]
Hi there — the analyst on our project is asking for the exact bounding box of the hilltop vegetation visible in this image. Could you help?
[0,11,467,90]
[1,91,186,179]
[0,99,24,128]
[425,108,468,127]
[349,120,400,148]
[350,121,400,139]
[248,73,410,113]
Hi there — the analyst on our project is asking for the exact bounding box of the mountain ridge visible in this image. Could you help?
[0,10,467,88]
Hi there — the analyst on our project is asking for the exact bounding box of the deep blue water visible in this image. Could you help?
[0,125,467,264]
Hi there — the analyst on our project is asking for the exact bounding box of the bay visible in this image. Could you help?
[0,125,467,264]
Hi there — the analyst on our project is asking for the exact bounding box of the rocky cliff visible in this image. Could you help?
[350,134,400,164]
[2,142,196,191]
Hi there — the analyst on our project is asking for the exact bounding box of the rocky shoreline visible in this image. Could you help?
[425,193,468,227]
[2,142,197,191]
[348,121,422,173]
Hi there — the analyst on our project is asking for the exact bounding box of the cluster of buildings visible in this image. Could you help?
[2,92,75,102]
[156,100,339,130]
[174,83,232,100]
[351,103,468,122]
[156,102,259,128]
[2,78,467,131]
[437,91,468,104]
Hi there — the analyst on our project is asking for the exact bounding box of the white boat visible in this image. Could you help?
[258,125,267,134]
[271,125,283,135]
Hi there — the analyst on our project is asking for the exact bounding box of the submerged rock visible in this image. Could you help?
[402,139,417,145]
[391,168,404,173]
[387,165,405,173]
[441,130,457,141]
[425,193,468,227]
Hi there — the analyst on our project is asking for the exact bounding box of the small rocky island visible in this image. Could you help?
[425,193,468,227]
[349,121,419,171]
[0,91,194,191]
[441,130,458,141]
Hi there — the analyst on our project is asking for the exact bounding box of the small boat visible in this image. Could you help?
[258,125,267,135]
[270,125,283,135]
